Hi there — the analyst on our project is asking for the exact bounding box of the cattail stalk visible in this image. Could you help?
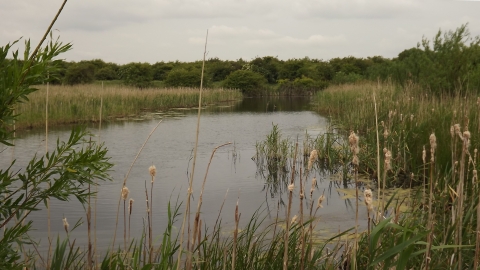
[299,168,305,270]
[232,199,240,270]
[373,93,382,223]
[121,186,129,251]
[283,142,298,270]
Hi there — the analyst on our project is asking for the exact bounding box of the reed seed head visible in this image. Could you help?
[291,215,298,224]
[429,133,437,162]
[149,165,156,178]
[364,189,373,212]
[63,217,69,233]
[450,126,454,138]
[308,150,318,171]
[317,195,325,209]
[121,186,130,201]
[384,148,392,171]
[288,183,295,192]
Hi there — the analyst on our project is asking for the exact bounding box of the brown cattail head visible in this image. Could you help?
[310,177,316,197]
[349,131,360,166]
[121,186,130,201]
[364,189,373,212]
[288,183,295,192]
[129,198,134,215]
[308,150,318,171]
[149,165,156,178]
[317,195,325,209]
[63,217,69,233]
[454,124,461,139]
[383,128,389,140]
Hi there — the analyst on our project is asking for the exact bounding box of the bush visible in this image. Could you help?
[95,66,118,80]
[64,62,96,85]
[223,70,266,96]
[119,62,154,88]
[164,68,206,88]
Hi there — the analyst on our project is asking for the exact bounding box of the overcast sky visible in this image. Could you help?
[1,0,479,64]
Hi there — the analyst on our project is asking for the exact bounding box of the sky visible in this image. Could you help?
[1,0,480,64]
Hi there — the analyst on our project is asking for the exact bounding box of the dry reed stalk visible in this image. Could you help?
[121,186,129,251]
[349,131,360,270]
[149,165,156,263]
[456,128,469,270]
[425,133,437,270]
[87,183,92,270]
[128,198,133,244]
[93,93,103,264]
[364,189,373,235]
[232,198,240,270]
[299,168,305,270]
[213,189,229,233]
[144,181,153,263]
[283,142,298,270]
[111,119,162,252]
[373,92,382,223]
[177,30,208,270]
[187,142,231,269]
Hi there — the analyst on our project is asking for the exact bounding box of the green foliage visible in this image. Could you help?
[164,68,206,88]
[95,66,118,80]
[119,62,154,88]
[64,62,96,85]
[152,61,174,81]
[223,70,266,96]
[332,71,364,84]
[0,37,113,269]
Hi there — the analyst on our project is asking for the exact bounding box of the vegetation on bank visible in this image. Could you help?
[13,84,242,129]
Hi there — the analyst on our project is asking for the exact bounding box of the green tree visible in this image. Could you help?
[119,62,154,88]
[64,61,96,85]
[1,37,113,269]
[95,66,118,80]
[223,70,266,96]
[164,68,206,88]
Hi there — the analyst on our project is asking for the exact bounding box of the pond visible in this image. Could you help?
[1,97,362,256]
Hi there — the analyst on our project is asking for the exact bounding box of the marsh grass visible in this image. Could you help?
[14,84,242,129]
[315,82,480,268]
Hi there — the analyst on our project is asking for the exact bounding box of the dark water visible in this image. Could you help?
[1,97,360,255]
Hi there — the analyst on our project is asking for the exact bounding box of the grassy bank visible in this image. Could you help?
[14,84,242,129]
[314,82,480,268]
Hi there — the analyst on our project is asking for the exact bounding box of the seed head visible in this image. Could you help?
[121,186,130,200]
[429,133,437,162]
[63,217,69,233]
[422,146,426,164]
[308,150,318,171]
[364,189,373,212]
[288,183,295,192]
[129,199,134,215]
[291,215,298,224]
[384,149,392,171]
[149,165,156,178]
[317,195,325,209]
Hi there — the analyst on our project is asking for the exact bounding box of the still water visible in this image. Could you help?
[2,97,360,255]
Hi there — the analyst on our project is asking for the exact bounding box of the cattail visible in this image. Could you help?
[129,199,134,215]
[63,217,69,233]
[310,177,317,196]
[384,148,392,171]
[121,186,129,200]
[308,150,318,171]
[317,195,325,209]
[454,124,462,140]
[291,215,298,224]
[149,165,156,178]
[383,128,389,139]
[410,114,414,121]
[349,131,360,165]
[364,189,373,212]
[430,133,437,162]
[450,126,455,138]
[288,183,295,192]
[422,146,426,164]
[400,114,403,121]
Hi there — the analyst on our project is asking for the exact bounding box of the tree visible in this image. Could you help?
[223,70,266,96]
[0,37,113,269]
[164,68,207,88]
[64,61,96,85]
[119,62,154,88]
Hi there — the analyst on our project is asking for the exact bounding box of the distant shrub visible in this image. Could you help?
[223,70,266,96]
[164,68,207,88]
[64,62,96,85]
[119,62,153,88]
[332,71,364,84]
[95,67,118,80]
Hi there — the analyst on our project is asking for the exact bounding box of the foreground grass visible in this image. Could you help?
[14,84,242,129]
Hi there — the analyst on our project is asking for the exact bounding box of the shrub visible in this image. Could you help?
[223,70,266,96]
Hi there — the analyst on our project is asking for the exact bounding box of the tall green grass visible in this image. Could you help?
[14,84,242,129]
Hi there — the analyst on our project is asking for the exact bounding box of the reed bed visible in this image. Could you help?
[313,81,480,269]
[14,84,242,129]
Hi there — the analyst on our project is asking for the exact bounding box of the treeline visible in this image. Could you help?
[51,24,480,95]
